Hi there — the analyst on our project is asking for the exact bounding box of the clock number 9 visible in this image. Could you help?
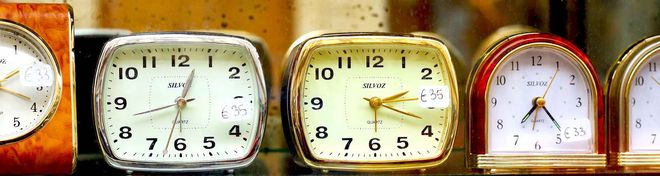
[114,97,127,110]
[491,97,497,107]
[311,97,323,110]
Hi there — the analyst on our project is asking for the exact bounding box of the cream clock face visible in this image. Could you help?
[99,41,262,163]
[628,52,660,152]
[298,41,455,162]
[486,45,595,154]
[0,23,59,142]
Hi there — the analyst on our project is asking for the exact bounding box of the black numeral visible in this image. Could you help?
[229,125,241,137]
[174,138,186,151]
[636,119,642,128]
[496,75,506,85]
[497,119,504,130]
[338,56,351,69]
[311,97,323,110]
[171,55,190,67]
[229,67,240,79]
[114,97,127,110]
[119,126,132,139]
[421,125,433,137]
[203,137,216,149]
[569,75,576,85]
[511,61,519,71]
[635,76,645,86]
[315,126,328,138]
[30,102,37,112]
[421,68,432,80]
[401,57,406,68]
[13,117,20,127]
[342,138,353,150]
[491,97,497,107]
[314,68,334,80]
[142,56,156,68]
[531,56,542,66]
[366,56,384,68]
[119,67,138,80]
[369,138,381,151]
[146,138,157,150]
[576,97,583,107]
[650,62,657,72]
[208,56,213,67]
[397,137,409,149]
[513,135,519,145]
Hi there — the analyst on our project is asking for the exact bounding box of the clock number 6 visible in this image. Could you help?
[369,138,381,151]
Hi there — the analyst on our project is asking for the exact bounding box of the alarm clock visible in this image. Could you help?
[467,26,605,172]
[281,32,461,172]
[93,32,268,172]
[607,35,660,170]
[0,3,76,174]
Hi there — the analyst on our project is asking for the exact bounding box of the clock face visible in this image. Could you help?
[97,38,264,164]
[486,44,596,154]
[296,38,457,163]
[0,23,60,143]
[628,51,660,152]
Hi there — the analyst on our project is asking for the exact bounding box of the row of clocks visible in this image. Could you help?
[0,3,658,174]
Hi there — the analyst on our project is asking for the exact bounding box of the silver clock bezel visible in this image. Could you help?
[93,33,268,172]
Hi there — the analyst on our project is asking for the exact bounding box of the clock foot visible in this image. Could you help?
[125,170,133,175]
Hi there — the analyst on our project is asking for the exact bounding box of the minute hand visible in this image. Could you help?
[542,106,561,131]
[133,98,195,116]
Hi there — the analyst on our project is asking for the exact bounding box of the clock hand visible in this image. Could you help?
[381,104,422,119]
[532,67,559,130]
[520,103,538,124]
[162,107,181,155]
[542,106,561,131]
[383,91,408,101]
[382,97,418,103]
[652,76,660,86]
[0,87,30,100]
[179,69,195,132]
[373,108,378,133]
[132,98,195,116]
[181,69,195,98]
[0,69,18,82]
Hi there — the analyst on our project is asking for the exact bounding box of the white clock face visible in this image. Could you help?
[298,41,456,163]
[628,52,660,152]
[0,25,59,142]
[99,42,262,163]
[486,45,595,154]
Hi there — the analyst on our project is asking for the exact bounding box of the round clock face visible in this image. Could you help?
[297,39,456,162]
[486,44,596,154]
[628,51,660,152]
[98,40,263,163]
[0,23,60,142]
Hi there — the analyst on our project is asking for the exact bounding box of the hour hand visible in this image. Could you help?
[520,104,538,124]
[0,69,18,82]
[133,98,195,116]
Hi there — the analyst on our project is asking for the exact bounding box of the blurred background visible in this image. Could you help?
[2,0,658,174]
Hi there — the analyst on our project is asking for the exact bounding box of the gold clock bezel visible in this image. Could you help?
[284,33,460,172]
[477,42,605,169]
[607,35,660,167]
[0,20,63,145]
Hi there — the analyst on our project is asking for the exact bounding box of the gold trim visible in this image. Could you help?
[607,35,660,167]
[478,154,606,168]
[286,33,460,172]
[0,20,63,145]
[478,42,602,168]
